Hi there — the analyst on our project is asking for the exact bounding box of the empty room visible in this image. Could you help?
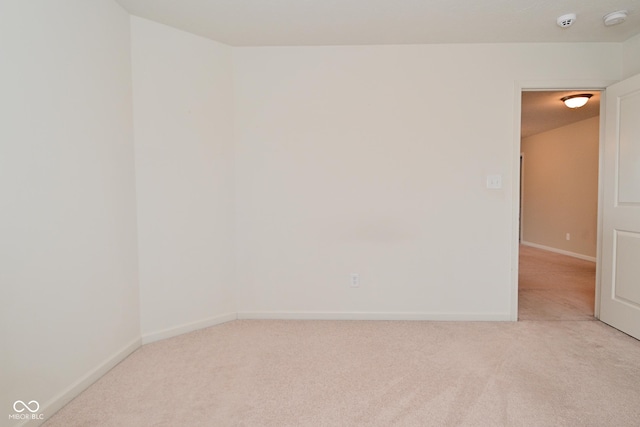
[2,1,640,426]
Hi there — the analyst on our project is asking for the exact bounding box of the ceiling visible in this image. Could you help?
[114,1,612,136]
[114,0,640,46]
[521,91,600,138]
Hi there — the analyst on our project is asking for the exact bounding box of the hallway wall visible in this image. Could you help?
[521,117,599,259]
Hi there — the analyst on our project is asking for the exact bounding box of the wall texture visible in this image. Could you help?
[521,117,600,259]
[0,0,140,423]
[131,17,236,342]
[233,44,620,320]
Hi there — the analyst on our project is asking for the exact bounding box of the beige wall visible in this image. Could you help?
[623,33,640,79]
[233,45,619,319]
[131,17,237,342]
[521,116,600,258]
[0,0,140,422]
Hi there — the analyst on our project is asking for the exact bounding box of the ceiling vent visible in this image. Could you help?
[557,13,577,28]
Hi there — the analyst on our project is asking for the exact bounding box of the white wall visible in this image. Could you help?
[233,43,621,320]
[131,17,236,342]
[521,117,600,258]
[0,0,140,424]
[623,33,640,79]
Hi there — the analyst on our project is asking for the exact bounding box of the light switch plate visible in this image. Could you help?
[486,175,502,189]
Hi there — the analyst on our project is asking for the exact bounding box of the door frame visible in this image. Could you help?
[519,153,524,242]
[510,79,616,321]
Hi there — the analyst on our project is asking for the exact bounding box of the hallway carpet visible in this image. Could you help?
[45,319,640,426]
[518,245,596,321]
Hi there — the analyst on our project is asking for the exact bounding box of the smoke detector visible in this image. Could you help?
[557,13,577,28]
[603,10,627,26]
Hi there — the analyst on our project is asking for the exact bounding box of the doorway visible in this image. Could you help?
[517,90,600,321]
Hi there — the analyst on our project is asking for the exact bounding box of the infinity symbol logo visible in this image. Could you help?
[13,400,40,413]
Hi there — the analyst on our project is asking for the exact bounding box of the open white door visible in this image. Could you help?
[600,72,640,340]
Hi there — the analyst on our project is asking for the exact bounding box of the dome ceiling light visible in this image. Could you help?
[561,94,593,109]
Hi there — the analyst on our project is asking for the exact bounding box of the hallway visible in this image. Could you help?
[518,245,596,321]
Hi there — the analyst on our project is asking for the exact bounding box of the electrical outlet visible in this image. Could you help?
[566,233,571,240]
[350,273,360,288]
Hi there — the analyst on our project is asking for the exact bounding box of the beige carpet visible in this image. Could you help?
[44,247,635,426]
[518,245,596,321]
[44,318,640,427]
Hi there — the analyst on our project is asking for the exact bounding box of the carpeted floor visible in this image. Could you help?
[518,245,596,321]
[43,320,640,427]
[44,248,640,427]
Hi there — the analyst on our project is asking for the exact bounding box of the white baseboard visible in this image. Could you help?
[141,312,237,344]
[521,241,596,262]
[237,311,512,321]
[22,337,141,427]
